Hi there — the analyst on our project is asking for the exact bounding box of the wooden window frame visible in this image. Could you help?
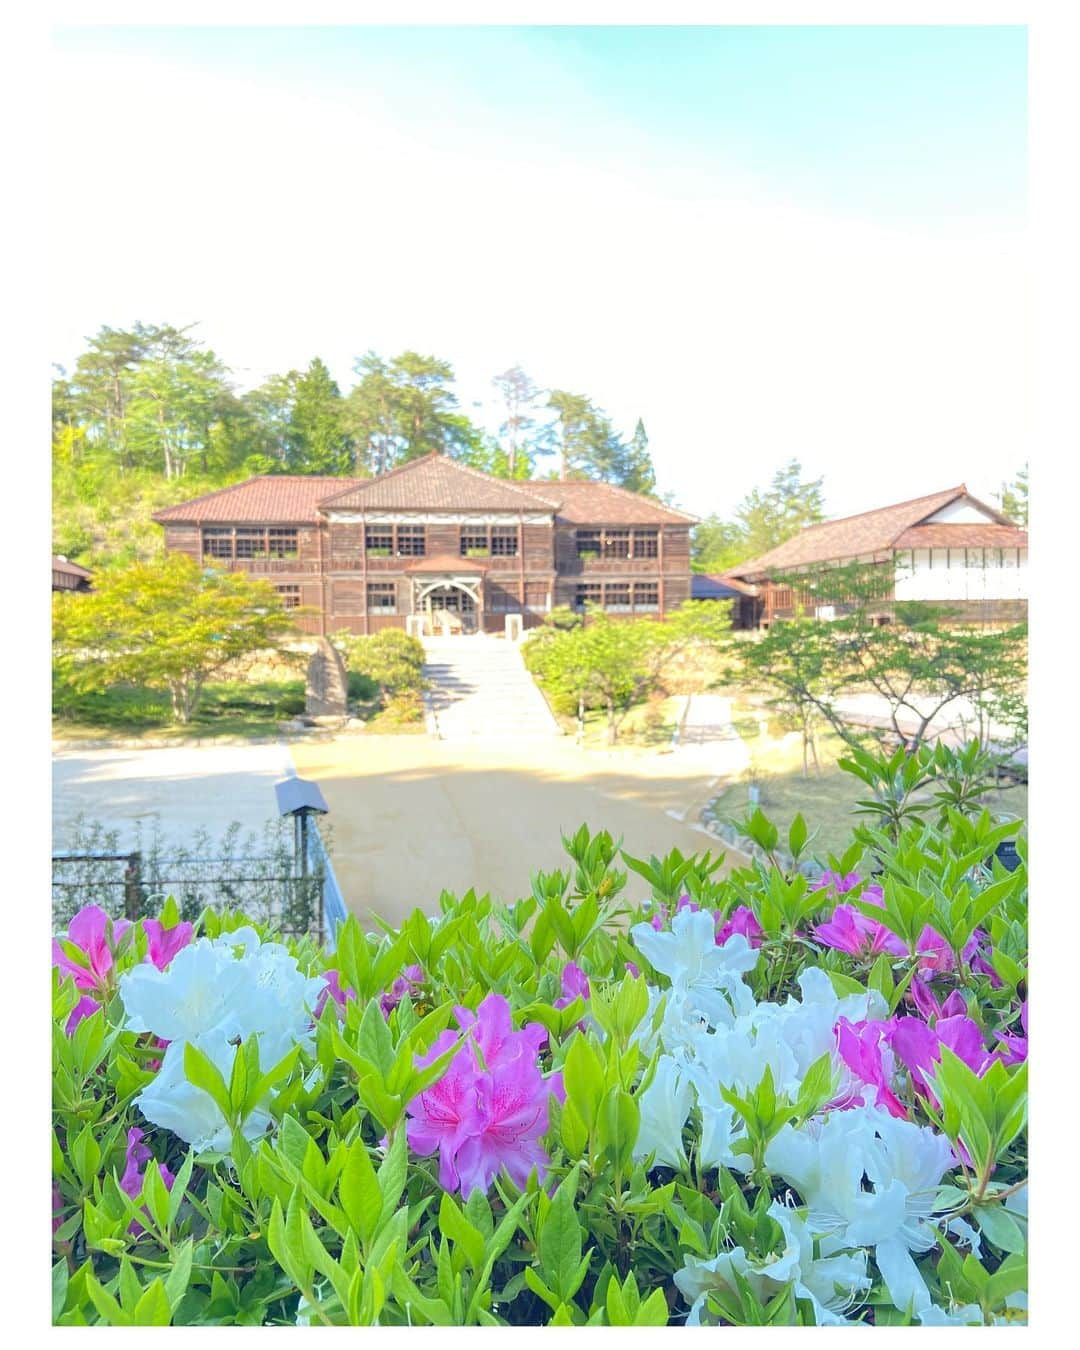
[366,582,398,614]
[395,525,426,557]
[275,584,301,609]
[576,530,601,559]
[632,530,659,558]
[574,582,602,609]
[460,524,490,557]
[202,528,234,560]
[602,530,631,560]
[490,526,519,557]
[604,582,632,612]
[365,525,393,556]
[268,528,299,559]
[633,582,659,611]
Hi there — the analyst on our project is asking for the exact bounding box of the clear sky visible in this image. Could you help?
[50,24,1027,519]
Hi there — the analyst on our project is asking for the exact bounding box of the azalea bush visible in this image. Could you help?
[52,807,1027,1326]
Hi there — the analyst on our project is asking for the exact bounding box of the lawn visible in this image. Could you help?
[708,723,1028,859]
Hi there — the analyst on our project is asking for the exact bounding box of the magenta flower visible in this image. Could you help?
[813,871,863,895]
[52,1183,65,1236]
[64,994,102,1037]
[887,1014,996,1102]
[142,918,194,971]
[624,961,641,979]
[814,895,906,960]
[314,969,356,1020]
[834,1017,908,1119]
[380,964,425,1017]
[914,925,956,976]
[119,1127,176,1235]
[405,994,559,1196]
[52,906,131,993]
[553,962,590,1010]
[674,894,701,915]
[962,929,1004,989]
[715,906,764,949]
[995,1001,1028,1065]
[908,978,966,1024]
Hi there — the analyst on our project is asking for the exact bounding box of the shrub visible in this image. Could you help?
[52,809,1027,1327]
[343,630,426,702]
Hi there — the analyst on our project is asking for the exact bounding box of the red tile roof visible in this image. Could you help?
[537,478,698,525]
[727,486,1021,578]
[403,553,491,573]
[320,454,562,512]
[153,476,362,524]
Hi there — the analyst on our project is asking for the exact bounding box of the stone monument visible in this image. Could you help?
[305,638,349,718]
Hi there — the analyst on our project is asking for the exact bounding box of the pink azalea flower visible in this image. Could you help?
[962,929,1004,989]
[908,978,965,1024]
[380,964,425,1017]
[648,907,667,932]
[887,1014,996,1102]
[813,871,863,895]
[405,994,559,1196]
[142,918,194,971]
[834,1017,908,1119]
[715,906,764,948]
[995,1001,1028,1065]
[674,895,700,915]
[914,925,956,976]
[52,906,131,993]
[120,1127,176,1235]
[65,994,101,1037]
[314,969,356,1020]
[553,962,590,1010]
[814,897,906,960]
[624,961,641,979]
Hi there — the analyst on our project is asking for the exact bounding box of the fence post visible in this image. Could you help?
[123,852,143,922]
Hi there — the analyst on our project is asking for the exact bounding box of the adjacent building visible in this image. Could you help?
[723,485,1028,628]
[154,453,696,635]
[52,555,92,593]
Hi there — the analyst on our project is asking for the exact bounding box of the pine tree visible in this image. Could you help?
[287,358,352,473]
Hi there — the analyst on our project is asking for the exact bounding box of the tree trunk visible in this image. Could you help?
[607,697,616,745]
[577,695,585,747]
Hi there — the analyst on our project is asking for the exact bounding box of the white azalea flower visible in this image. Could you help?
[134,1031,273,1152]
[630,911,759,1025]
[119,939,252,1042]
[766,1106,954,1318]
[632,1054,693,1171]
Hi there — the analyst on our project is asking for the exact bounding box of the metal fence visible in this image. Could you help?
[51,813,347,946]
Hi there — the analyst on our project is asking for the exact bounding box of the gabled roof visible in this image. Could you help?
[319,453,562,512]
[727,486,1021,579]
[152,476,362,524]
[52,555,92,579]
[536,478,698,525]
[403,553,491,573]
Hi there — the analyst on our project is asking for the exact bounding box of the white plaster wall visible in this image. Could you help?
[893,548,1027,601]
[923,497,998,525]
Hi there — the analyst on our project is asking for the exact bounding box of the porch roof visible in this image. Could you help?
[403,553,491,573]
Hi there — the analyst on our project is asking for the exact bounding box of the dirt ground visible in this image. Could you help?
[291,735,737,927]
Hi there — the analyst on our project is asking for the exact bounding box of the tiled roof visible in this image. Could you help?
[894,523,1028,550]
[320,454,561,512]
[403,553,491,573]
[537,479,698,525]
[52,555,92,578]
[152,476,362,524]
[727,487,1017,578]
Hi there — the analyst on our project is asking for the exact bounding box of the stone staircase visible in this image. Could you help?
[422,635,561,741]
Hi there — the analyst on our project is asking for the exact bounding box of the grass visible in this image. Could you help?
[709,725,1028,858]
[53,679,309,740]
[549,696,685,750]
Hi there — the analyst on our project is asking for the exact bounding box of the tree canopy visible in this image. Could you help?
[52,554,299,722]
[692,459,826,574]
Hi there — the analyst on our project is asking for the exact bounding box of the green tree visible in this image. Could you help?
[67,323,159,469]
[287,358,353,473]
[691,515,748,574]
[492,366,551,477]
[340,629,426,703]
[995,465,1029,529]
[343,351,481,472]
[619,419,657,496]
[52,554,297,722]
[736,459,826,558]
[545,389,595,480]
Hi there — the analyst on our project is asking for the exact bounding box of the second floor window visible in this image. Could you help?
[202,527,298,560]
[460,524,520,557]
[577,528,660,559]
[365,524,426,557]
[396,525,426,557]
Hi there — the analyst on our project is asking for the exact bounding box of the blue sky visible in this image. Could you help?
[50,25,1028,518]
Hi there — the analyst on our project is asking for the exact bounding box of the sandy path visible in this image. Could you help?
[291,735,733,926]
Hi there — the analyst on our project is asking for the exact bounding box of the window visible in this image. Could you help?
[460,525,489,557]
[574,582,602,609]
[604,582,632,611]
[367,583,397,614]
[633,582,659,611]
[576,530,601,558]
[365,525,392,555]
[395,525,426,557]
[203,529,233,559]
[632,530,659,558]
[491,526,518,556]
[602,530,631,560]
[488,587,519,612]
[235,528,268,559]
[268,528,298,558]
[275,585,301,609]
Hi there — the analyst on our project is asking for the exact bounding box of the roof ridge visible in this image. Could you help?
[796,485,966,533]
[318,452,563,510]
[532,476,698,522]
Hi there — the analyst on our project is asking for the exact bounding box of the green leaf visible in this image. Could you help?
[164,1239,193,1313]
[563,1033,605,1130]
[52,1260,69,1323]
[376,1129,409,1226]
[339,1137,382,1248]
[975,1203,1026,1254]
[183,1041,233,1122]
[86,1274,130,1327]
[539,1172,587,1303]
[636,1286,670,1326]
[132,1278,172,1327]
[438,1193,485,1272]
